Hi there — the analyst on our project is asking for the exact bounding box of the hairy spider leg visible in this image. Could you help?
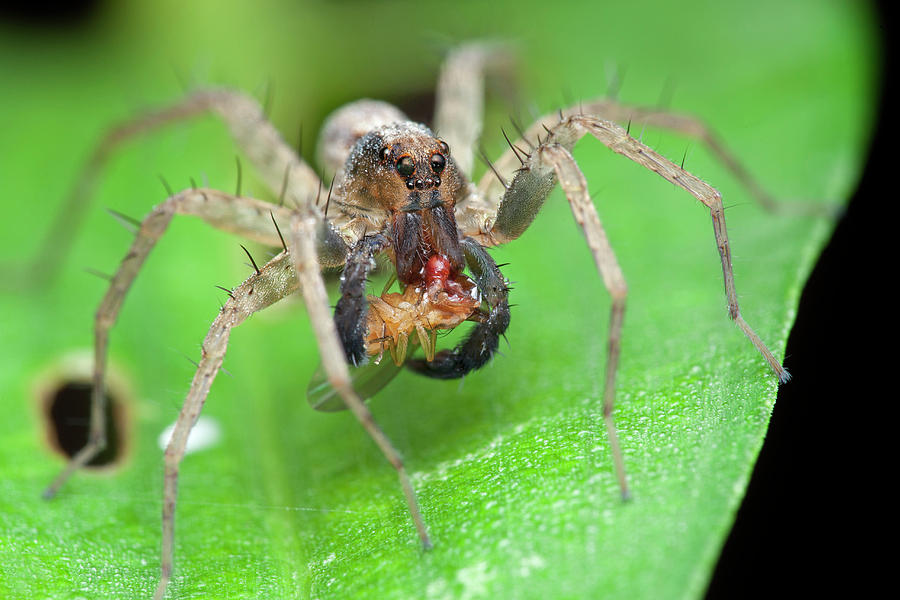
[46,44,519,595]
[41,83,350,498]
[335,234,392,366]
[157,209,431,599]
[40,190,340,499]
[6,89,323,290]
[38,41,810,599]
[154,248,300,600]
[459,112,793,499]
[473,99,838,219]
[433,42,515,178]
[289,212,432,550]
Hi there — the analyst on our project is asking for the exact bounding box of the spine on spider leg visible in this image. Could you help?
[334,234,389,366]
[407,238,511,379]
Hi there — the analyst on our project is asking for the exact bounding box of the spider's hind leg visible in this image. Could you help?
[433,42,515,178]
[407,238,511,379]
[7,88,323,290]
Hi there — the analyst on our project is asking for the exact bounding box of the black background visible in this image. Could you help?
[707,2,891,597]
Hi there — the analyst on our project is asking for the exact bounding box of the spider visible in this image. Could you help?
[41,43,791,599]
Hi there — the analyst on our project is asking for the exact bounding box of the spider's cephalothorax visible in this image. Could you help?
[323,105,510,378]
[341,121,468,281]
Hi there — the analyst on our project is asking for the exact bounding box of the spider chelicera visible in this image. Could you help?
[42,43,791,598]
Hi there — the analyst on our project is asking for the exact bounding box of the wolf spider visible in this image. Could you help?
[42,43,791,598]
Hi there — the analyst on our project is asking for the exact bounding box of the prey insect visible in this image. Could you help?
[42,43,791,598]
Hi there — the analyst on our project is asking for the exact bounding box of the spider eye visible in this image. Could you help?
[437,139,450,155]
[380,147,391,162]
[396,155,415,177]
[430,153,446,174]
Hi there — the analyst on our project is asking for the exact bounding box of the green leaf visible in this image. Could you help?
[0,1,875,598]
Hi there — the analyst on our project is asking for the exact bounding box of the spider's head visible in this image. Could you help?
[342,122,468,284]
[341,122,466,216]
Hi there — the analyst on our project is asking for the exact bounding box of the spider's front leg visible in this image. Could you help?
[154,249,300,600]
[289,212,433,550]
[467,139,631,497]
[42,189,346,499]
[33,182,346,599]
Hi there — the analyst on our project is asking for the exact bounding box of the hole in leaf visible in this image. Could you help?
[44,380,125,468]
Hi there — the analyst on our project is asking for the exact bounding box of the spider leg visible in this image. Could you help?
[42,189,345,499]
[470,113,789,383]
[474,100,836,219]
[459,113,792,497]
[9,88,322,289]
[152,250,299,600]
[579,115,790,382]
[407,238,510,379]
[537,144,630,499]
[289,211,432,549]
[434,42,514,178]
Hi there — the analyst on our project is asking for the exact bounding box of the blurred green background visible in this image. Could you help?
[0,1,877,598]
